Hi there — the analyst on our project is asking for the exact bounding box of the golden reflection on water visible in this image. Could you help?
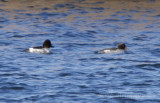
[0,0,159,16]
[0,0,160,32]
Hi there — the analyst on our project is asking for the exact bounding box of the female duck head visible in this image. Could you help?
[118,43,127,49]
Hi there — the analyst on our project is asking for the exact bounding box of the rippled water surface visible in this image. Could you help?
[1,0,160,103]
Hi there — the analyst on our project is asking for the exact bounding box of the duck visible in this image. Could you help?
[24,39,53,54]
[98,43,127,54]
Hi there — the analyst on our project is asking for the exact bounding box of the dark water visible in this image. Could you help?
[1,0,160,103]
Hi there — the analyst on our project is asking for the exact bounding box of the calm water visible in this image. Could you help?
[0,0,160,103]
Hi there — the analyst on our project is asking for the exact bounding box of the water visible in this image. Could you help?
[0,0,160,102]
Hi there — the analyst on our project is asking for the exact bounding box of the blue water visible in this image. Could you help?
[1,0,160,103]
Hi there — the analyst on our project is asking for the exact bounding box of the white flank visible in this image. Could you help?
[29,48,50,54]
[99,49,124,54]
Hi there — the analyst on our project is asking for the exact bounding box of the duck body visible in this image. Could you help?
[24,39,53,54]
[24,47,50,54]
[98,48,124,54]
[98,43,127,54]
